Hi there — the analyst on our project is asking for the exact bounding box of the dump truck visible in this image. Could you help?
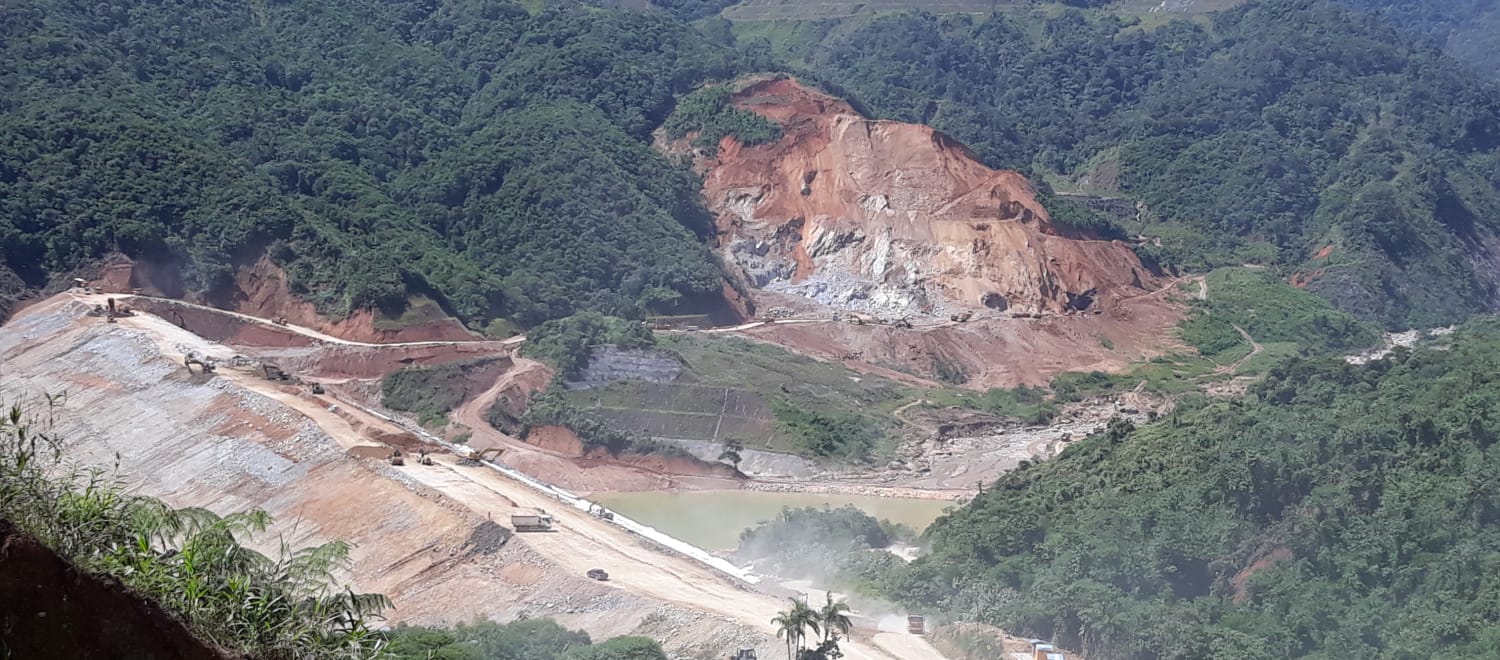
[907,615,925,635]
[511,513,554,532]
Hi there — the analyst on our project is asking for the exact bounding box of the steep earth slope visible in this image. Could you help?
[704,78,1158,320]
[0,294,946,660]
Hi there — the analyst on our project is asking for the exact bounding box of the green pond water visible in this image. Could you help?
[591,490,955,550]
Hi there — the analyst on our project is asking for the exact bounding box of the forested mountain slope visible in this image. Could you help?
[881,323,1500,658]
[0,0,763,326]
[741,0,1500,328]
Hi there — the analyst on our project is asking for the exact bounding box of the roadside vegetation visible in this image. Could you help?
[868,319,1500,658]
[0,399,389,657]
[381,619,668,660]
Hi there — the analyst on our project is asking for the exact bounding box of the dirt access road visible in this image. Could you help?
[78,292,945,660]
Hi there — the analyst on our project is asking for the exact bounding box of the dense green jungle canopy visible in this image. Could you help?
[878,321,1500,658]
[768,0,1500,327]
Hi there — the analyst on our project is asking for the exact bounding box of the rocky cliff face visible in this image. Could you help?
[702,79,1157,319]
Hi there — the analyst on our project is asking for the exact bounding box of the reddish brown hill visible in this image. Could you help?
[702,78,1158,319]
[92,256,477,344]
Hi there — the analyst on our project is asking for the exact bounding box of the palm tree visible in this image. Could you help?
[817,592,852,644]
[773,597,822,659]
[789,597,821,654]
[772,608,798,660]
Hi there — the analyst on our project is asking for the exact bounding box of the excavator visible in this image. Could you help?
[261,363,289,381]
[417,449,434,466]
[183,354,216,374]
[460,447,503,466]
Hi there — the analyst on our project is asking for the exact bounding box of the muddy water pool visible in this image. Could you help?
[590,490,955,551]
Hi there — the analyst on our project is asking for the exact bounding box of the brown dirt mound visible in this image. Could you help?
[91,256,477,344]
[225,257,478,343]
[0,520,239,660]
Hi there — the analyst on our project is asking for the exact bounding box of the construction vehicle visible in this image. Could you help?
[586,568,609,581]
[588,503,614,521]
[511,513,554,532]
[729,651,757,660]
[907,615,925,635]
[417,450,434,466]
[950,311,973,322]
[849,315,865,325]
[261,363,289,381]
[893,317,913,329]
[183,354,216,374]
[101,298,134,323]
[272,317,288,326]
[388,449,405,466]
[460,447,503,465]
[310,383,325,395]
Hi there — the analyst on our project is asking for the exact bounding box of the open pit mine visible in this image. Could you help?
[689,77,1185,388]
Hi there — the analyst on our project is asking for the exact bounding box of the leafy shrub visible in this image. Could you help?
[520,312,657,381]
[771,400,877,461]
[663,84,783,155]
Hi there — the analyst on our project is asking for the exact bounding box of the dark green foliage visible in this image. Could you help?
[1049,371,1132,403]
[789,1,1500,327]
[1,0,749,326]
[771,399,877,460]
[1339,0,1500,78]
[519,312,658,381]
[1180,268,1381,359]
[878,320,1500,658]
[663,84,783,155]
[382,619,668,660]
[381,358,502,423]
[647,0,742,21]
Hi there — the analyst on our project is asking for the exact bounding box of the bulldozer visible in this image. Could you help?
[388,449,405,466]
[588,503,614,521]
